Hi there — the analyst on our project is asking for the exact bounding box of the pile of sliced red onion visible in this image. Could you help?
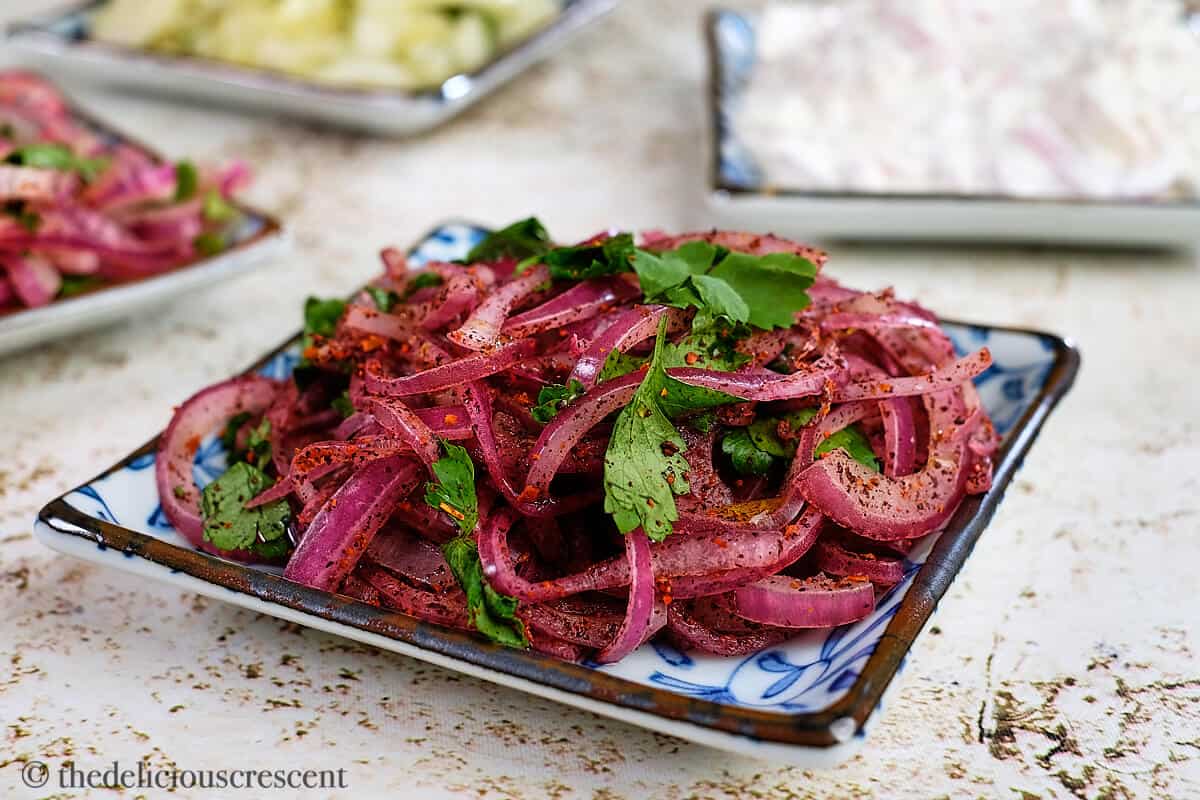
[0,71,250,311]
[156,228,998,662]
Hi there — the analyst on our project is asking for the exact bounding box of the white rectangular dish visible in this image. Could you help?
[0,89,286,359]
[6,0,619,136]
[35,221,1080,768]
[706,10,1200,247]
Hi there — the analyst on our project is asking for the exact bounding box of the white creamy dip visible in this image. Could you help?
[736,0,1200,199]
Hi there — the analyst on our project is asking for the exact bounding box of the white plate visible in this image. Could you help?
[705,10,1200,247]
[34,222,1080,768]
[0,94,287,359]
[6,0,619,136]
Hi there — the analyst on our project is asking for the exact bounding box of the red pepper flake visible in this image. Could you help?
[438,502,465,520]
[714,537,728,549]
[646,498,656,508]
[184,434,202,456]
[443,413,459,425]
[517,485,541,503]
[684,352,699,365]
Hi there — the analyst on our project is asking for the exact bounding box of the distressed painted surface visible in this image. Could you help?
[1,1,1198,798]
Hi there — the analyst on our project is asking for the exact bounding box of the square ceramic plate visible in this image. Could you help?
[35,222,1080,767]
[705,9,1200,247]
[6,0,619,136]
[0,86,286,359]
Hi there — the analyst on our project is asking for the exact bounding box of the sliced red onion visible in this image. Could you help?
[668,363,837,402]
[879,396,919,477]
[568,304,680,387]
[154,375,280,553]
[733,574,875,628]
[448,264,549,350]
[0,164,78,201]
[831,349,992,402]
[797,392,981,540]
[418,262,483,332]
[364,338,538,397]
[504,277,638,338]
[363,527,454,592]
[814,537,906,585]
[524,371,641,493]
[360,396,440,469]
[594,528,656,663]
[3,254,61,307]
[283,456,420,591]
[666,604,792,656]
[357,563,469,629]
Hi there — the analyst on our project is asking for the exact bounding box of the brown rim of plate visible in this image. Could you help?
[0,72,283,317]
[705,8,1200,211]
[36,224,1082,748]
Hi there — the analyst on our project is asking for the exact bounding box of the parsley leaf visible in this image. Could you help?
[174,160,198,201]
[540,233,636,281]
[818,426,880,471]
[730,408,881,475]
[603,319,737,541]
[242,418,272,466]
[466,217,552,262]
[331,390,355,418]
[200,462,291,556]
[721,429,776,476]
[300,296,347,360]
[219,413,272,466]
[193,232,225,256]
[57,274,103,298]
[423,440,479,537]
[707,252,816,329]
[5,143,109,182]
[365,285,400,313]
[3,199,40,232]
[219,411,252,454]
[442,536,528,648]
[424,440,526,648]
[598,348,648,382]
[530,379,586,424]
[202,189,237,223]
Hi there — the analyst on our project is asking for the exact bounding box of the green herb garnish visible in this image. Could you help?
[365,285,400,313]
[465,217,552,263]
[193,232,225,256]
[200,462,291,557]
[721,429,776,476]
[538,233,636,281]
[5,143,109,182]
[202,189,237,223]
[331,390,355,418]
[530,379,586,424]
[423,440,527,648]
[174,160,198,201]
[603,319,737,541]
[726,408,881,476]
[57,274,103,298]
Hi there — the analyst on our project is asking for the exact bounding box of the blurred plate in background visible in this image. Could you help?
[6,0,618,136]
[705,10,1200,247]
[0,95,286,359]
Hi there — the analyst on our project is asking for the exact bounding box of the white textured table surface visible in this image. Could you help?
[2,2,1198,798]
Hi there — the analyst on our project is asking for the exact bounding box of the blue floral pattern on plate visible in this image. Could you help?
[59,223,1059,715]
